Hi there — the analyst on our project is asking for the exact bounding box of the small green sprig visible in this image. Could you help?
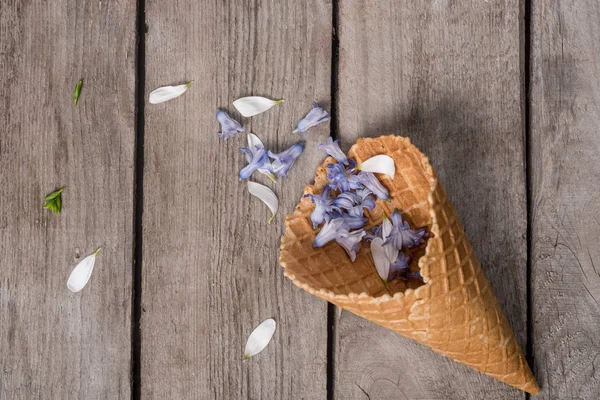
[43,188,64,214]
[74,80,83,106]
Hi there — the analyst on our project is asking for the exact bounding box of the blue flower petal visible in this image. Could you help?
[356,171,389,200]
[217,110,244,139]
[294,103,331,133]
[319,137,348,164]
[335,229,366,261]
[269,142,305,177]
[314,217,348,248]
[305,186,335,229]
[240,147,269,180]
[383,209,428,249]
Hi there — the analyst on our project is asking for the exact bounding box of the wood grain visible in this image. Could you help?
[0,0,136,398]
[530,1,600,398]
[141,1,331,398]
[334,1,528,398]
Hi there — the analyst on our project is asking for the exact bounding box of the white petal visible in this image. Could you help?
[381,217,398,262]
[67,248,101,292]
[248,181,279,222]
[149,81,192,104]
[244,318,276,360]
[233,96,284,117]
[247,133,265,149]
[357,155,395,178]
[370,238,390,282]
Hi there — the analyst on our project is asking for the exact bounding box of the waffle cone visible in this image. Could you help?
[280,135,538,394]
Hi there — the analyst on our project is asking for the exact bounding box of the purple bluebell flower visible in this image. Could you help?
[313,218,348,248]
[326,211,367,230]
[327,159,362,192]
[294,103,331,133]
[243,135,275,181]
[356,171,389,200]
[216,110,244,139]
[335,229,366,262]
[305,186,335,229]
[239,147,270,180]
[384,209,428,249]
[319,137,348,164]
[334,188,375,217]
[268,142,305,177]
[388,252,423,281]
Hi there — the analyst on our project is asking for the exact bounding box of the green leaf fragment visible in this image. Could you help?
[43,188,64,214]
[74,80,83,106]
[44,187,64,201]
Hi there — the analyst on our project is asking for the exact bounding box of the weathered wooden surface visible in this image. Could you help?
[530,1,600,398]
[141,0,331,398]
[334,1,528,398]
[0,0,136,399]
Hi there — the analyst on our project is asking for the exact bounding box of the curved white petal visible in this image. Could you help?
[244,318,276,360]
[233,96,283,117]
[370,238,390,282]
[67,249,101,292]
[248,181,279,222]
[149,82,192,104]
[381,216,398,262]
[247,133,264,149]
[357,155,395,178]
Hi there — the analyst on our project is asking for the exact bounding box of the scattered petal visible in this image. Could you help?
[325,211,367,230]
[248,181,278,222]
[327,160,362,192]
[217,110,244,139]
[313,218,347,248]
[67,248,101,292]
[356,155,395,178]
[149,81,193,104]
[246,134,275,180]
[336,229,366,261]
[319,137,348,164]
[388,252,412,281]
[371,238,390,282]
[233,96,284,117]
[381,215,399,263]
[304,186,335,229]
[384,209,428,249]
[73,80,83,106]
[268,142,304,177]
[240,148,271,180]
[356,171,389,200]
[244,318,276,360]
[293,103,331,133]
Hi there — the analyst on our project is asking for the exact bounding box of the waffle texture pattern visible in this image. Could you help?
[280,136,538,394]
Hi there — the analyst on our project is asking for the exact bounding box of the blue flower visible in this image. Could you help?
[239,147,270,180]
[356,171,389,200]
[313,218,348,248]
[388,252,422,281]
[294,103,331,133]
[334,188,375,217]
[305,186,335,229]
[268,142,304,177]
[335,229,366,262]
[318,137,348,164]
[327,160,362,192]
[242,135,275,181]
[216,110,244,139]
[384,209,428,249]
[326,210,367,229]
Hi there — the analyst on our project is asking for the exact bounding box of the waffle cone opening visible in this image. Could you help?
[280,135,435,301]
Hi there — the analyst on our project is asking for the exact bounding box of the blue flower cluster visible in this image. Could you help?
[307,138,427,282]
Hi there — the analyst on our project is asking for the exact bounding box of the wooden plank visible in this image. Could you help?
[334,1,527,398]
[530,1,600,398]
[141,1,331,398]
[0,1,136,398]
